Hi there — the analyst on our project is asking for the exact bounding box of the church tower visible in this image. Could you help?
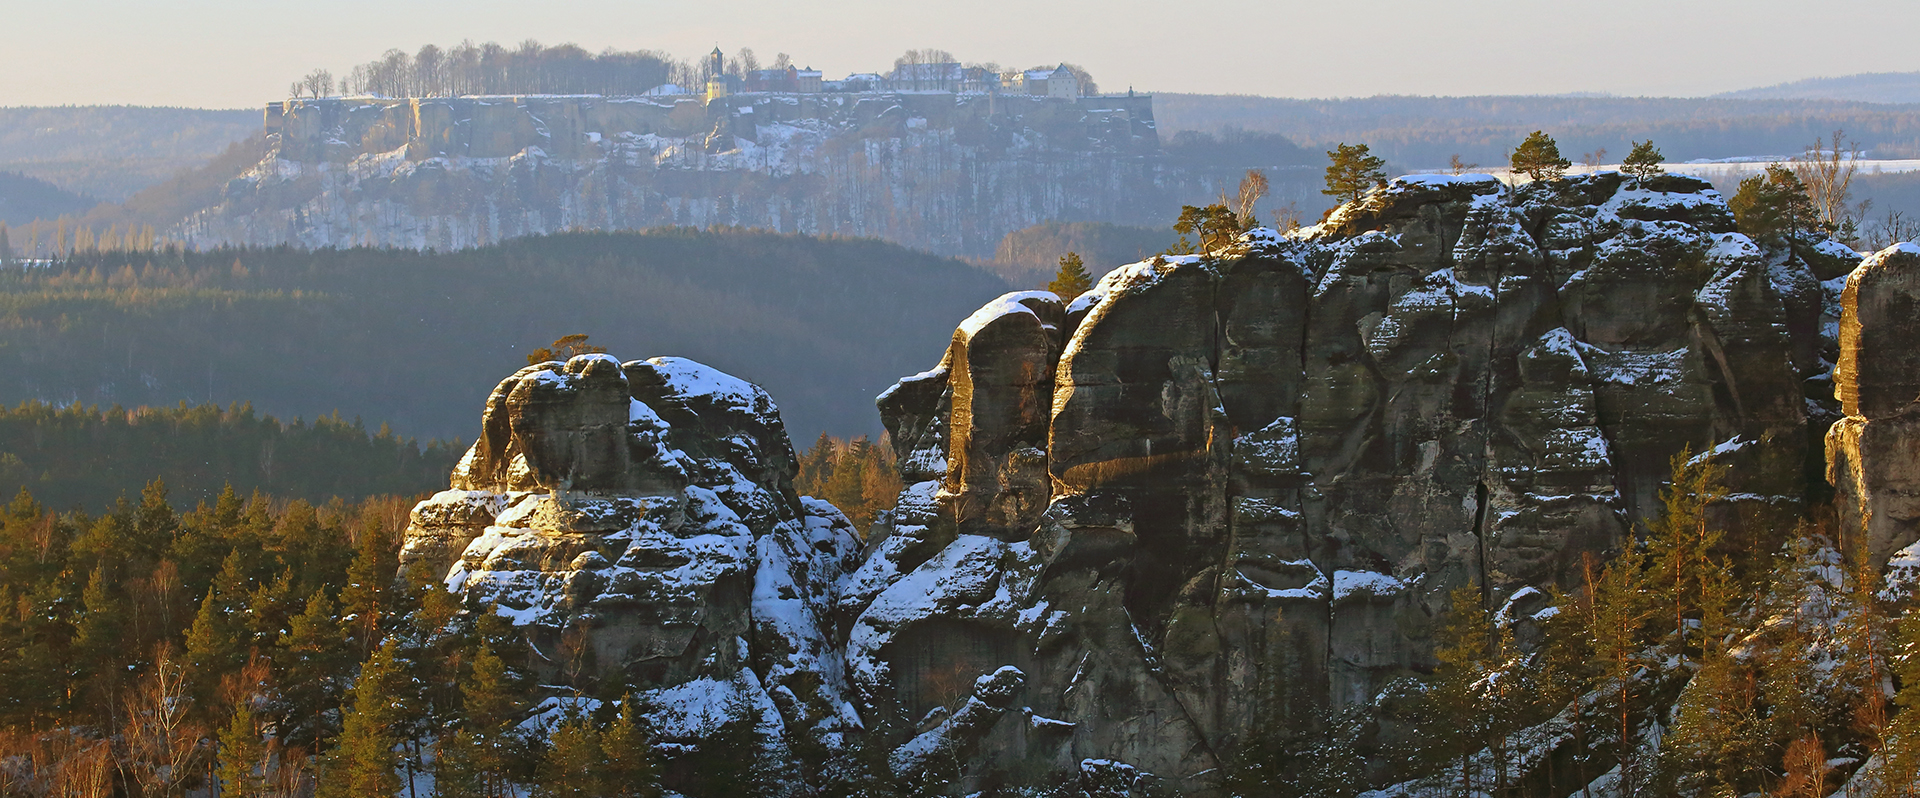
[705,46,730,105]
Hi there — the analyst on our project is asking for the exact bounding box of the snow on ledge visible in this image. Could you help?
[958,291,1055,338]
[1332,569,1407,601]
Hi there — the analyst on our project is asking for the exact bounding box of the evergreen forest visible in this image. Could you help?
[0,229,1011,443]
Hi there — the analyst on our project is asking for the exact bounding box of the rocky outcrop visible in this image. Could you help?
[185,93,1202,257]
[400,354,862,787]
[400,173,1859,796]
[1827,242,1920,561]
[853,172,1837,793]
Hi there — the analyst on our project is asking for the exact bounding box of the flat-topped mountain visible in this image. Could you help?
[182,91,1198,257]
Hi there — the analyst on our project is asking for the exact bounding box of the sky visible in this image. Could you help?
[1,0,1918,109]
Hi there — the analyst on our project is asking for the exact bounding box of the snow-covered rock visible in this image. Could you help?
[400,353,860,788]
[856,171,1846,793]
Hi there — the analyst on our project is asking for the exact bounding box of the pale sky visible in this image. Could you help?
[2,0,1917,109]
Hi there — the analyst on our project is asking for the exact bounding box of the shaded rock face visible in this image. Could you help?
[862,173,1833,792]
[401,354,862,781]
[1828,243,1920,561]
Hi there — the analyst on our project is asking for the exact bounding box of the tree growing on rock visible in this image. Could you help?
[1235,169,1270,230]
[1730,165,1817,243]
[1792,129,1866,241]
[1510,131,1571,181]
[528,334,607,365]
[1323,143,1386,205]
[1173,203,1243,253]
[1621,140,1666,182]
[1047,252,1093,299]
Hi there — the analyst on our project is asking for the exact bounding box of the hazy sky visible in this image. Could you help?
[3,0,1918,109]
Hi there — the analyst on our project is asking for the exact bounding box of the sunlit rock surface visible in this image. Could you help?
[856,172,1836,793]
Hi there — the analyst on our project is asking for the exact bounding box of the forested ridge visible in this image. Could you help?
[0,228,1011,443]
[0,400,459,511]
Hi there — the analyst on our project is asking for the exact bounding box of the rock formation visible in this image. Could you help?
[401,354,863,792]
[853,172,1846,793]
[184,93,1219,257]
[404,172,1866,795]
[1828,242,1920,562]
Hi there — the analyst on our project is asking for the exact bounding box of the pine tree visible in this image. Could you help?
[1621,140,1666,182]
[859,445,904,532]
[1662,562,1761,794]
[796,433,837,497]
[1323,142,1387,205]
[341,516,397,657]
[71,565,128,703]
[275,589,350,747]
[463,639,524,797]
[537,707,603,797]
[1644,448,1726,660]
[435,730,487,798]
[696,689,767,798]
[1174,203,1242,252]
[601,695,662,798]
[1510,130,1572,181]
[183,583,250,713]
[132,478,180,557]
[822,439,868,521]
[1046,252,1093,299]
[217,699,269,798]
[1582,539,1655,796]
[1881,609,1920,795]
[1730,165,1818,242]
[527,334,606,365]
[1428,582,1496,793]
[318,638,408,798]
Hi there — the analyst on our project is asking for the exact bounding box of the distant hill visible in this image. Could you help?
[0,171,94,227]
[0,229,1011,443]
[0,106,257,201]
[0,400,458,511]
[1715,72,1920,105]
[1153,92,1920,167]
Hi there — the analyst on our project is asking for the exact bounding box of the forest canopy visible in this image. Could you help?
[0,228,1011,444]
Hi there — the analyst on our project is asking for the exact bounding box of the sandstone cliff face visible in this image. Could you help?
[1827,242,1920,562]
[402,173,1864,795]
[183,94,1220,257]
[401,354,862,785]
[856,172,1836,792]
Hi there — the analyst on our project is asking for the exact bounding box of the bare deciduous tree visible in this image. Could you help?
[1791,130,1866,239]
[1864,207,1918,250]
[1235,169,1270,230]
[299,69,333,99]
[117,647,208,798]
